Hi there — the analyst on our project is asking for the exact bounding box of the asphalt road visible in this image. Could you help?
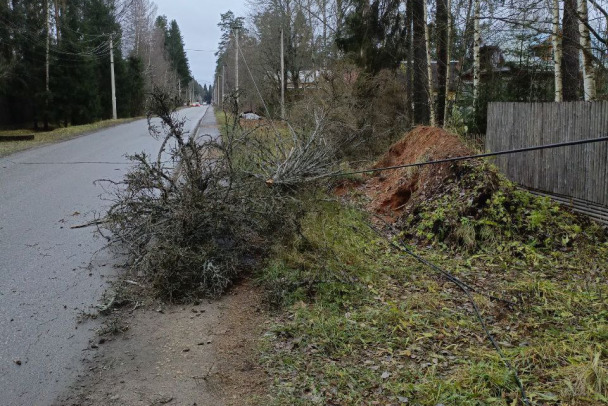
[0,106,211,406]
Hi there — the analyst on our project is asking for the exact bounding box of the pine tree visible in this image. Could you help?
[336,0,407,74]
[413,0,430,124]
[120,56,145,117]
[83,0,123,120]
[53,0,99,125]
[562,0,580,101]
[9,0,47,128]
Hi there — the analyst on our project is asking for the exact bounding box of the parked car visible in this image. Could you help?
[240,112,262,120]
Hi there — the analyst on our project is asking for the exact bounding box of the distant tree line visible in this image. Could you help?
[215,0,608,135]
[0,0,207,129]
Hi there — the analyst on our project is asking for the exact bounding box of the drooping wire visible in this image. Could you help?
[235,38,283,139]
[322,136,608,179]
[366,222,531,405]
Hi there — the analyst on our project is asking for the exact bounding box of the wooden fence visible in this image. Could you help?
[486,101,608,224]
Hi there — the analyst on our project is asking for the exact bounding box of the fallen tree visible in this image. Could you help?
[99,88,337,301]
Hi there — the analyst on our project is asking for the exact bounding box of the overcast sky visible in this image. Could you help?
[153,0,249,87]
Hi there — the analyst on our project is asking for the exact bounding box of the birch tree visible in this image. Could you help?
[424,0,436,126]
[578,0,596,100]
[473,0,481,115]
[551,0,563,101]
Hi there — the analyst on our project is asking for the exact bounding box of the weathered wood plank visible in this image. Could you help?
[486,101,608,218]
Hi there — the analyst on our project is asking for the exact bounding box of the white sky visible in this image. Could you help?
[153,0,249,87]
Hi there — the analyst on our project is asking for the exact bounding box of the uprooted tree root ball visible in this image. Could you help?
[396,160,607,253]
[98,88,337,302]
[364,126,607,253]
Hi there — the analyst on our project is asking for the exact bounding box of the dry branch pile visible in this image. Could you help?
[100,89,336,301]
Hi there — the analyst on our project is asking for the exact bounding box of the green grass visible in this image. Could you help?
[258,198,608,405]
[215,108,608,404]
[0,118,138,157]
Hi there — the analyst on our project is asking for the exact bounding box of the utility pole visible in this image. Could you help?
[222,64,225,107]
[110,34,117,120]
[235,28,239,104]
[280,27,285,119]
[216,76,220,105]
[44,0,50,130]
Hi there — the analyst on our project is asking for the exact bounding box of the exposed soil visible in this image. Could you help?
[363,126,472,219]
[358,125,604,253]
[54,280,268,406]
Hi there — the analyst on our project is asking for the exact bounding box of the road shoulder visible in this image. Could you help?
[54,280,268,406]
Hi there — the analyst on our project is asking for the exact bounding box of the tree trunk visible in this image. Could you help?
[473,0,481,115]
[578,0,596,100]
[552,0,563,101]
[562,0,579,101]
[336,0,345,34]
[406,0,414,124]
[321,0,327,60]
[424,0,435,126]
[436,0,449,126]
[413,0,430,124]
[53,0,62,41]
[444,0,452,123]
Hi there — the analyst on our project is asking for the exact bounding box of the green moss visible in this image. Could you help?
[401,161,606,255]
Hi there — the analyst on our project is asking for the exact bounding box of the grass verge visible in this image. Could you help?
[0,118,138,157]
[258,198,608,405]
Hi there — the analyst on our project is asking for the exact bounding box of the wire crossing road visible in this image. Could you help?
[0,106,210,406]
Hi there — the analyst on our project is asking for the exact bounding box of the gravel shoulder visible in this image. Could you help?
[54,279,268,406]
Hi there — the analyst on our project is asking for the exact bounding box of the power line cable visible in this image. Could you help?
[366,223,530,405]
[235,37,283,139]
[323,136,608,179]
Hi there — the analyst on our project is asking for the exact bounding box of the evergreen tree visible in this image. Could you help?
[166,20,191,85]
[120,56,145,117]
[336,0,407,74]
[83,0,123,120]
[8,0,47,127]
[53,0,99,125]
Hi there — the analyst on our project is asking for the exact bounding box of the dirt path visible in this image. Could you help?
[55,280,268,406]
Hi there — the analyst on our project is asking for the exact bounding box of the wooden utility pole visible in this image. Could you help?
[222,64,225,106]
[44,0,50,130]
[110,35,117,120]
[45,0,50,96]
[280,27,285,119]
